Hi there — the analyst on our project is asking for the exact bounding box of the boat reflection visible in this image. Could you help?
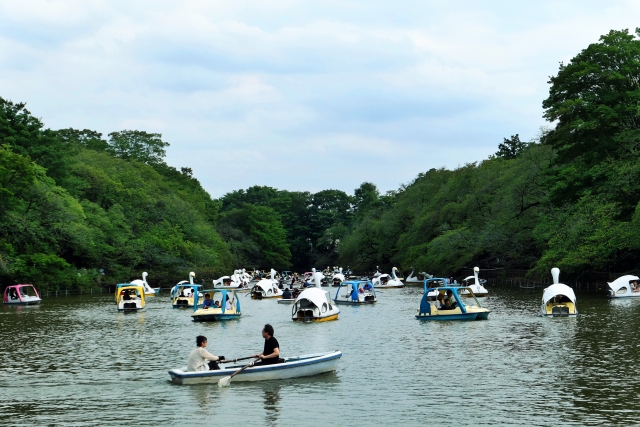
[263,384,281,424]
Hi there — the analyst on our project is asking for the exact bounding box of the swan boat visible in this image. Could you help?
[168,351,342,385]
[292,287,340,322]
[460,267,489,297]
[607,275,640,298]
[251,269,282,299]
[116,285,146,312]
[191,289,241,321]
[333,280,377,305]
[3,284,41,305]
[130,272,159,296]
[541,268,577,317]
[416,286,489,321]
[371,267,404,288]
[213,270,251,292]
[170,272,204,308]
[331,267,346,287]
[406,269,433,284]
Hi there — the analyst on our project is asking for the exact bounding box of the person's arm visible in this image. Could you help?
[200,348,220,361]
[261,347,280,360]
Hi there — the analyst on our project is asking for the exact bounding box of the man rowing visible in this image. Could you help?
[251,324,280,366]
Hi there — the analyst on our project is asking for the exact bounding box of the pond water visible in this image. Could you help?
[2,284,640,426]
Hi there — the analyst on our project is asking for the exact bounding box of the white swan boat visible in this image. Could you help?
[292,287,340,322]
[371,267,404,288]
[607,275,640,298]
[130,272,159,296]
[460,267,488,297]
[333,280,376,304]
[213,270,251,292]
[405,268,433,284]
[168,351,342,385]
[3,284,41,305]
[331,267,346,287]
[251,269,281,299]
[170,272,204,308]
[116,284,146,311]
[541,268,577,317]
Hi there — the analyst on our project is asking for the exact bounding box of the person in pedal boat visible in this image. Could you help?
[251,324,280,366]
[187,335,225,371]
[202,293,214,309]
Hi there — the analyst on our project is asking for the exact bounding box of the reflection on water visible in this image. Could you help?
[2,287,640,425]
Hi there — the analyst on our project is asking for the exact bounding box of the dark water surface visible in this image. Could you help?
[2,285,640,426]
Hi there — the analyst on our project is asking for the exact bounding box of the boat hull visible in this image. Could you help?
[3,299,41,306]
[293,313,339,322]
[277,299,295,304]
[192,313,241,321]
[376,285,404,289]
[415,312,478,321]
[168,351,342,385]
[251,294,282,299]
[333,299,376,305]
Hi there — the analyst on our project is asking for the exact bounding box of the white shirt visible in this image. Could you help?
[187,347,218,372]
[225,300,233,310]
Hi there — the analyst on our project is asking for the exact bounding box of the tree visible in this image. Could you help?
[107,130,170,165]
[494,134,527,160]
[57,128,109,152]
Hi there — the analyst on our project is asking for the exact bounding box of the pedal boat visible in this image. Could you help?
[116,285,146,311]
[371,267,404,288]
[292,287,340,322]
[170,272,204,308]
[130,272,159,296]
[406,268,433,284]
[3,284,41,305]
[607,275,640,298]
[459,267,488,297]
[416,286,489,321]
[212,270,251,292]
[333,280,377,304]
[251,279,282,299]
[168,350,342,385]
[541,268,577,317]
[191,289,241,321]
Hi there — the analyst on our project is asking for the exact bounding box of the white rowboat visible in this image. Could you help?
[168,351,342,385]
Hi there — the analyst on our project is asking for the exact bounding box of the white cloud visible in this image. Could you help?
[1,0,638,196]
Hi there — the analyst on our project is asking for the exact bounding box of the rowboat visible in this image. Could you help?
[333,280,377,304]
[415,286,489,321]
[292,287,340,322]
[541,268,577,317]
[191,289,241,321]
[168,351,342,385]
[3,284,41,305]
[116,285,146,311]
[607,275,640,298]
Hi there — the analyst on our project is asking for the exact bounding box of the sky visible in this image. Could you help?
[1,1,639,197]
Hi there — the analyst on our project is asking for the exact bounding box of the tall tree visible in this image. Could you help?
[107,130,170,166]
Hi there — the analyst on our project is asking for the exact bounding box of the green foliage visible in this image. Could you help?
[107,130,170,166]
[493,134,528,160]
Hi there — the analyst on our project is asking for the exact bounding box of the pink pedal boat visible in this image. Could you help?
[3,284,42,305]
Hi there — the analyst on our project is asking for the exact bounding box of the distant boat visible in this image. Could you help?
[371,267,404,288]
[116,284,145,312]
[333,280,377,305]
[607,275,640,298]
[170,272,204,308]
[416,285,489,321]
[406,268,433,284]
[251,269,282,299]
[3,284,41,305]
[540,268,577,317]
[130,272,158,296]
[459,267,489,297]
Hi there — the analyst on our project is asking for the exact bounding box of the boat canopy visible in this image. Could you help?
[296,287,332,308]
[194,289,240,313]
[170,284,203,298]
[542,284,576,305]
[337,280,375,301]
[607,275,640,289]
[423,278,447,291]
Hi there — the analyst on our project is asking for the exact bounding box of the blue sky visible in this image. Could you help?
[0,0,638,197]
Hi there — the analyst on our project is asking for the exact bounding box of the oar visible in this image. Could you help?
[218,358,259,388]
[219,356,256,364]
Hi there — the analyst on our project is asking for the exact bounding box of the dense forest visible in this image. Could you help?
[2,28,640,290]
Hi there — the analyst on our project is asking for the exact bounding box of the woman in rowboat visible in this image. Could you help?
[250,324,280,367]
[187,335,226,371]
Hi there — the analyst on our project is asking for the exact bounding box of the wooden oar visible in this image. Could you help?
[218,358,259,388]
[219,356,255,364]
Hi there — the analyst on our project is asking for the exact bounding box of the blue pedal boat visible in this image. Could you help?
[416,285,489,321]
[191,289,242,321]
[333,280,377,305]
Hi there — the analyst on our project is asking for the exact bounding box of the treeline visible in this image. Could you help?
[3,28,640,290]
[0,100,232,290]
[220,28,640,281]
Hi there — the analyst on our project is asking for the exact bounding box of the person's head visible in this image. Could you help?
[196,335,207,347]
[204,293,211,300]
[262,324,274,338]
[446,290,453,297]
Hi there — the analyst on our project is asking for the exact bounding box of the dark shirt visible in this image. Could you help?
[282,290,292,299]
[262,336,280,365]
